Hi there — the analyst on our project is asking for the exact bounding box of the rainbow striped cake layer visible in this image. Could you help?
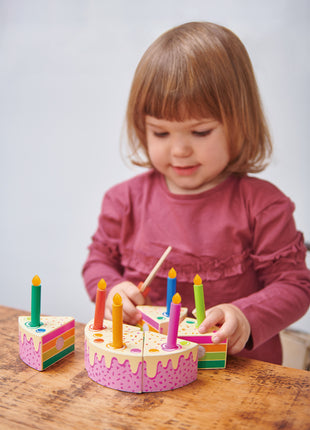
[177,318,227,369]
[19,316,75,371]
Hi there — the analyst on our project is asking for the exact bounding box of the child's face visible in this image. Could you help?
[145,116,230,194]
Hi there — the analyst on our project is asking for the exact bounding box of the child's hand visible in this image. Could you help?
[105,281,146,325]
[198,304,251,355]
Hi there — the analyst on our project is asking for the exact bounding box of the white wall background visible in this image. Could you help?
[1,0,309,331]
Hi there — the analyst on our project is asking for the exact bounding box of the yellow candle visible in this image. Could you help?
[112,293,123,348]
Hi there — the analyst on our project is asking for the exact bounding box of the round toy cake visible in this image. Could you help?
[84,319,198,393]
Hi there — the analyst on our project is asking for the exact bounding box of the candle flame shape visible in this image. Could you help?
[97,279,107,290]
[168,267,177,279]
[172,292,181,304]
[113,293,122,306]
[32,275,41,286]
[193,274,202,285]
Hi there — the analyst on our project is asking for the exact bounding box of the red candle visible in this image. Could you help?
[93,279,106,330]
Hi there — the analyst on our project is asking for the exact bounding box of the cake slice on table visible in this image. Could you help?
[177,317,227,369]
[142,330,198,392]
[18,275,75,371]
[85,319,144,393]
[19,315,75,371]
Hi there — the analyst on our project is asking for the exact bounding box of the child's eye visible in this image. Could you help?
[154,131,169,138]
[192,129,213,137]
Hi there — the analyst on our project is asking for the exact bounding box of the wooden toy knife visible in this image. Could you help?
[138,246,172,297]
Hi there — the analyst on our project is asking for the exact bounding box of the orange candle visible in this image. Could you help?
[93,279,107,330]
[112,293,123,348]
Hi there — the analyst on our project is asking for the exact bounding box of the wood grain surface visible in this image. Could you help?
[1,305,309,430]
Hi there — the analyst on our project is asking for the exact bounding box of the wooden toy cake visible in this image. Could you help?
[84,251,228,393]
[19,276,75,371]
[84,318,198,393]
[84,283,198,393]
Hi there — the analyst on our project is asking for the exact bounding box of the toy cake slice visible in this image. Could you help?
[136,305,188,334]
[84,319,198,393]
[142,330,198,392]
[177,317,227,369]
[85,319,144,393]
[19,316,75,371]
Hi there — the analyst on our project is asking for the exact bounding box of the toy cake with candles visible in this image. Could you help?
[18,275,75,371]
[84,285,199,393]
[85,250,227,392]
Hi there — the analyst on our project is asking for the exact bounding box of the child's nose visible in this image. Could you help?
[171,136,192,157]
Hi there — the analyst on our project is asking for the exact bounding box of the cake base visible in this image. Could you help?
[85,319,198,393]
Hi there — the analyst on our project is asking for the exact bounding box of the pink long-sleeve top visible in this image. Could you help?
[83,170,310,364]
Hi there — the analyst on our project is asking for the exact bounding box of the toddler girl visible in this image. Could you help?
[83,22,310,364]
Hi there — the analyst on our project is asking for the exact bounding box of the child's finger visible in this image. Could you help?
[226,333,245,354]
[211,307,241,343]
[211,321,235,344]
[127,284,146,306]
[198,307,224,333]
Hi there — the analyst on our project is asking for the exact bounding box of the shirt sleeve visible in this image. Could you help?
[232,195,310,351]
[82,188,126,302]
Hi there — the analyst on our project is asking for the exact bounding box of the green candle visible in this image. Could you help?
[30,275,41,327]
[193,274,205,327]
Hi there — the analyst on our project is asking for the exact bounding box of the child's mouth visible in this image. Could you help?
[172,165,200,176]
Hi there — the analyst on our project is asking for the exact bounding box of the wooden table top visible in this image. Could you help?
[1,305,310,430]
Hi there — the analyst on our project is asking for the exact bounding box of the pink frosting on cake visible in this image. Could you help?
[85,341,197,393]
[19,333,42,371]
[84,342,143,393]
[143,352,197,392]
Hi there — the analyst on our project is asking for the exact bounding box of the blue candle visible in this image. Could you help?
[166,268,177,316]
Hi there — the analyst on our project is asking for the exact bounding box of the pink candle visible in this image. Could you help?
[166,293,181,350]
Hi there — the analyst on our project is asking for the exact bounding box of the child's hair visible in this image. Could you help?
[126,21,272,174]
